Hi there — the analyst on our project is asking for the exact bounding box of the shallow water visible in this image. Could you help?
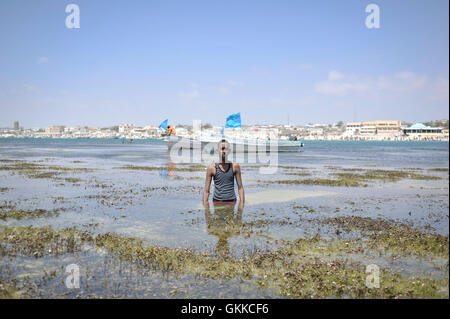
[0,138,448,298]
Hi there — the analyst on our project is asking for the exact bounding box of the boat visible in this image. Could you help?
[163,135,304,153]
[161,113,304,153]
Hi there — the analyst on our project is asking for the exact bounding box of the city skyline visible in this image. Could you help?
[0,0,449,127]
[2,118,449,131]
[2,116,450,130]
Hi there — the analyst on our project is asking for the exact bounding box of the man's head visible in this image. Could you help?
[217,139,230,162]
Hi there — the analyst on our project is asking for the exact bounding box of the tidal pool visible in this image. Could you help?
[0,139,448,298]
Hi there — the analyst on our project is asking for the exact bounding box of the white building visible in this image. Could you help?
[45,125,65,134]
[119,124,136,134]
[360,126,376,135]
[345,122,362,135]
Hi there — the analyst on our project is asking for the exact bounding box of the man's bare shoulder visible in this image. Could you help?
[207,164,216,174]
[232,162,241,171]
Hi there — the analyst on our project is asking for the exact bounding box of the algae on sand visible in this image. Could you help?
[0,225,448,298]
[259,168,443,187]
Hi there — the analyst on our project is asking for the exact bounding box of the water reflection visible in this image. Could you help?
[204,202,244,257]
[159,161,177,179]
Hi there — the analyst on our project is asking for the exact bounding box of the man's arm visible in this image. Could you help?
[234,163,245,204]
[202,164,214,205]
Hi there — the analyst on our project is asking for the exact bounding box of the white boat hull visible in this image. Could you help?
[163,136,303,153]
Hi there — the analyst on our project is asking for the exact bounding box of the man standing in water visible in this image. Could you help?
[203,139,245,206]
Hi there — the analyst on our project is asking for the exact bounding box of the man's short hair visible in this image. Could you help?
[218,139,230,149]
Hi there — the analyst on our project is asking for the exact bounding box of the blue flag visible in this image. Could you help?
[159,119,168,131]
[225,113,241,128]
[220,127,225,135]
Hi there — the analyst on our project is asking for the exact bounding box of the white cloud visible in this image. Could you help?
[268,96,316,107]
[328,70,344,81]
[180,89,200,100]
[226,80,244,87]
[376,72,427,91]
[219,87,229,95]
[298,64,313,71]
[37,56,49,64]
[218,80,244,95]
[23,83,39,93]
[315,70,431,96]
[429,77,449,101]
[59,89,70,96]
[315,71,367,95]
[315,81,368,95]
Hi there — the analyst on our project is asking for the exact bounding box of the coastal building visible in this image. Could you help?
[14,121,19,130]
[64,126,81,133]
[119,124,136,134]
[359,125,376,136]
[143,126,159,137]
[308,127,324,136]
[345,122,362,135]
[363,120,402,135]
[403,123,443,139]
[1,121,448,141]
[45,125,65,134]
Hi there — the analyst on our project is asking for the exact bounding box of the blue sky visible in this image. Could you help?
[0,0,448,128]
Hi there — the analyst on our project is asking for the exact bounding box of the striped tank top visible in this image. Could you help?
[213,163,236,202]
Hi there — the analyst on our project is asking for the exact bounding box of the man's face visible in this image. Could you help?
[218,142,230,161]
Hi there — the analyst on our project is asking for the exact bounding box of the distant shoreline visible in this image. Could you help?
[0,136,448,143]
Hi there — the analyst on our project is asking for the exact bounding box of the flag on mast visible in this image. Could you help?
[159,119,168,131]
[225,113,241,128]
